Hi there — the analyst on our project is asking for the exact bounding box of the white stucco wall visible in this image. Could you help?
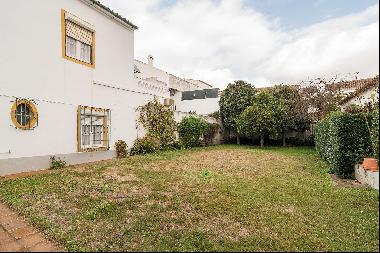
[171,92,220,116]
[341,86,379,110]
[0,0,166,165]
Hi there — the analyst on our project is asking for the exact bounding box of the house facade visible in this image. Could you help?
[339,76,379,110]
[0,0,219,176]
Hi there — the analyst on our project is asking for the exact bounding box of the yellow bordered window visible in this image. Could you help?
[77,106,110,152]
[11,99,38,130]
[61,10,95,68]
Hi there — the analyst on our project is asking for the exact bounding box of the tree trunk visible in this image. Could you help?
[260,135,264,148]
[282,132,286,147]
[237,135,241,145]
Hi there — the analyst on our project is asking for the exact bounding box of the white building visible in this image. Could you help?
[0,0,219,176]
[339,76,379,110]
[134,56,220,120]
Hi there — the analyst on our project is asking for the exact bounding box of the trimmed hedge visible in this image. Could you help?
[315,111,372,178]
[371,110,379,160]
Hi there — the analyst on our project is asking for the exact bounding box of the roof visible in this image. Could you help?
[327,76,378,91]
[83,0,138,30]
[339,76,379,105]
[256,84,301,92]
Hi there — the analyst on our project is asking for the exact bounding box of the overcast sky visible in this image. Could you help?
[100,0,379,88]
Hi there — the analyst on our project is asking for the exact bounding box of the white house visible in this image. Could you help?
[134,56,220,120]
[0,0,219,176]
[339,76,379,110]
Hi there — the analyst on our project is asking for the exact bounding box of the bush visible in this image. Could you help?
[137,100,176,149]
[204,123,220,145]
[315,112,372,178]
[370,110,379,160]
[115,140,128,158]
[50,156,66,170]
[178,116,209,148]
[130,136,160,155]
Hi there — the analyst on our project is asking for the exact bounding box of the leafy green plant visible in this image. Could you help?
[130,136,160,155]
[315,112,372,178]
[236,92,287,147]
[370,110,379,160]
[137,99,176,150]
[115,140,128,158]
[204,123,220,145]
[178,116,210,148]
[207,111,220,120]
[50,156,67,170]
[219,80,257,143]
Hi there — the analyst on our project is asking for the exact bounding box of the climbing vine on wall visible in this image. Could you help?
[137,99,176,149]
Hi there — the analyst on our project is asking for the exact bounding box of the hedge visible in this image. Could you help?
[371,110,379,160]
[315,111,372,178]
[178,116,209,148]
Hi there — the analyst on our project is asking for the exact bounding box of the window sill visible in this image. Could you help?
[63,55,95,69]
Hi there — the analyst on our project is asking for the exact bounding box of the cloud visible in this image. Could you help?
[100,0,379,88]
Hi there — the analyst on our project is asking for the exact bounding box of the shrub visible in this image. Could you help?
[370,110,379,160]
[115,140,128,158]
[50,156,66,170]
[130,136,160,155]
[315,112,372,178]
[204,123,220,145]
[178,116,209,148]
[137,100,176,149]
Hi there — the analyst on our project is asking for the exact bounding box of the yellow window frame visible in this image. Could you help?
[61,9,96,69]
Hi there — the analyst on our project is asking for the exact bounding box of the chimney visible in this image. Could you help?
[148,55,154,67]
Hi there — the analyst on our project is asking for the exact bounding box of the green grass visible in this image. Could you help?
[0,145,378,252]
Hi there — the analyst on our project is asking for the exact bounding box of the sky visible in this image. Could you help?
[99,0,379,88]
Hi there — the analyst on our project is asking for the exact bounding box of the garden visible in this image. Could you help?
[0,146,379,251]
[1,79,379,251]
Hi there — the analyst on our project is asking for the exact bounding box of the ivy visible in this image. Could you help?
[137,99,176,150]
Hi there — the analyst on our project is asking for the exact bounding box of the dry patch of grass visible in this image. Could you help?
[0,145,378,252]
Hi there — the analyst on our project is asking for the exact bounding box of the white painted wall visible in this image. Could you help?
[0,0,165,163]
[341,86,379,110]
[171,92,220,116]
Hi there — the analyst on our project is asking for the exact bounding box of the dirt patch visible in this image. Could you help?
[330,174,368,189]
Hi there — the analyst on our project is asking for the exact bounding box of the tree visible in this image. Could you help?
[219,80,257,144]
[300,77,344,122]
[236,92,286,147]
[270,85,310,146]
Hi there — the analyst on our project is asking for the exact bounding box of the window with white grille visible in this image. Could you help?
[78,106,110,152]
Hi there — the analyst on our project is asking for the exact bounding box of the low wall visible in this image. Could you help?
[0,150,116,176]
[355,164,379,190]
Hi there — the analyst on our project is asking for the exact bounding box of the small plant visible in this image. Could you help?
[50,156,66,170]
[130,136,160,155]
[115,140,128,158]
[201,169,212,179]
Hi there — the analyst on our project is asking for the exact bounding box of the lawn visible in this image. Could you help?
[0,145,378,252]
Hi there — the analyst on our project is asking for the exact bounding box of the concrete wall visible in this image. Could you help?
[355,164,379,190]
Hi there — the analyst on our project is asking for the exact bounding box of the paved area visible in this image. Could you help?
[0,203,62,252]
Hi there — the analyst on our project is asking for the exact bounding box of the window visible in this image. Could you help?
[66,37,77,58]
[65,36,92,64]
[77,106,110,152]
[61,10,95,68]
[11,99,38,130]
